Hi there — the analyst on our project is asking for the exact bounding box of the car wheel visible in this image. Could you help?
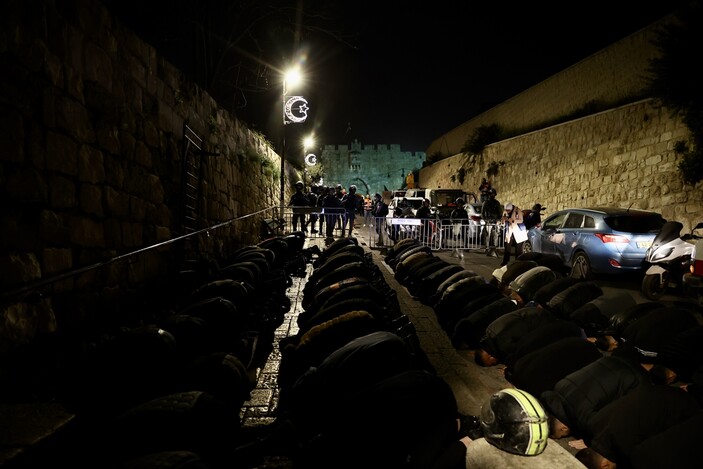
[523,241,533,254]
[570,251,592,280]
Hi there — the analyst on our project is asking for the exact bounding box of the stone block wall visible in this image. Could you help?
[321,140,426,195]
[419,99,703,232]
[0,0,288,355]
[426,16,668,159]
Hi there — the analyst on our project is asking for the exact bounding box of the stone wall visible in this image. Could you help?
[425,14,669,159]
[320,139,425,195]
[418,99,703,232]
[0,0,293,354]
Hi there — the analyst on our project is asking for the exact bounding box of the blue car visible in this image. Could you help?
[523,207,666,278]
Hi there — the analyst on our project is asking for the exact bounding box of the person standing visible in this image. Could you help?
[449,198,469,258]
[478,178,492,203]
[481,188,502,257]
[372,193,389,245]
[334,184,344,230]
[321,186,342,239]
[316,184,326,236]
[390,198,410,242]
[416,198,433,245]
[306,185,320,234]
[340,184,360,237]
[524,203,545,230]
[362,194,373,227]
[288,180,308,233]
[501,202,527,266]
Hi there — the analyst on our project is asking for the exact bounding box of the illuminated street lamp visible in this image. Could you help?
[303,135,315,154]
[279,67,309,217]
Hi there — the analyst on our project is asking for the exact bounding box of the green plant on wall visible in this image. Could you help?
[461,124,504,156]
[487,160,506,178]
[259,155,274,175]
[457,167,466,185]
[208,113,220,136]
[236,145,280,181]
[673,141,702,185]
[174,89,185,105]
[307,165,325,185]
[646,2,703,185]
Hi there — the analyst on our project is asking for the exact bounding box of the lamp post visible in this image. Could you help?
[303,134,315,187]
[279,67,306,219]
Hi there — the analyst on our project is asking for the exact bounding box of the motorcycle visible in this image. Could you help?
[641,220,696,300]
[682,222,703,306]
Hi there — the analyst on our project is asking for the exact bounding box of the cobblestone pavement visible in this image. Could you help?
[240,265,307,429]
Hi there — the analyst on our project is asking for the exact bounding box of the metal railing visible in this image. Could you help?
[276,209,505,252]
[3,207,282,304]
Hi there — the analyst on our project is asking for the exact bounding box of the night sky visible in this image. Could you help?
[104,1,692,154]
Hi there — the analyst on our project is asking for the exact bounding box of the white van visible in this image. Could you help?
[405,188,476,220]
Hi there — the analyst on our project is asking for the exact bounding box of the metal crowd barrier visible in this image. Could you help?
[278,209,505,253]
[276,207,349,238]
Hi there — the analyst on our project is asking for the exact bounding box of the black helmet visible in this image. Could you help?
[480,388,549,456]
[455,198,465,205]
[490,188,497,196]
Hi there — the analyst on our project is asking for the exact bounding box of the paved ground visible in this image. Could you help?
[240,229,588,468]
[240,226,698,427]
[238,233,508,428]
[5,225,698,468]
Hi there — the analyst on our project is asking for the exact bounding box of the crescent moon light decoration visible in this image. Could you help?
[284,96,309,124]
[305,153,317,166]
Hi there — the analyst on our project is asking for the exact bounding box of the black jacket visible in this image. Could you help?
[478,306,556,363]
[507,336,602,398]
[590,384,702,466]
[540,354,650,439]
[523,210,541,229]
[481,198,502,223]
[289,189,308,207]
[373,200,389,217]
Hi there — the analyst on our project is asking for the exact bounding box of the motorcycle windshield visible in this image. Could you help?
[652,221,683,246]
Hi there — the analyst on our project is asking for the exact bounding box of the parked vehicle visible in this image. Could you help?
[523,207,666,279]
[385,196,425,241]
[682,222,703,306]
[387,196,425,217]
[404,188,476,220]
[640,220,696,300]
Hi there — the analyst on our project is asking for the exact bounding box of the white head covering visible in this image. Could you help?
[505,203,514,210]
